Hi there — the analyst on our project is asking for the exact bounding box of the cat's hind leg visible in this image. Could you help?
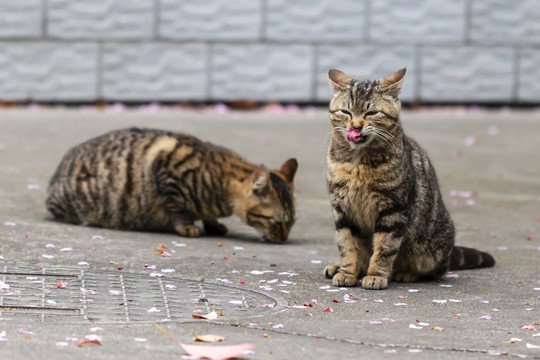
[203,219,228,236]
[174,218,200,237]
[392,272,419,283]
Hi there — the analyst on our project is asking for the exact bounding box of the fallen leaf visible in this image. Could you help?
[431,327,445,332]
[77,339,101,347]
[192,309,224,320]
[153,323,255,360]
[193,334,225,343]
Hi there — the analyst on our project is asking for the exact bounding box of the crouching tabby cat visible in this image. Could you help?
[46,128,297,242]
[324,68,495,289]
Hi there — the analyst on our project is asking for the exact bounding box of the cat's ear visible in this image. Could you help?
[379,68,407,97]
[250,166,271,198]
[328,69,355,92]
[278,158,298,183]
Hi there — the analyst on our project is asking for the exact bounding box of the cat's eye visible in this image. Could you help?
[248,213,273,220]
[365,110,379,117]
[339,109,352,117]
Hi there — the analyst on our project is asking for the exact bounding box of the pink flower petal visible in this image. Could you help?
[18,328,33,335]
[180,342,256,359]
[150,273,166,278]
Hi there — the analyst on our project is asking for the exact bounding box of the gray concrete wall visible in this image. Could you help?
[0,0,538,104]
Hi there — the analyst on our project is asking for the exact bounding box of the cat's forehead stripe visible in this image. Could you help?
[348,79,377,108]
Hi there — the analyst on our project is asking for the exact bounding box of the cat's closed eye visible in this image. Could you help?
[248,212,273,220]
[365,110,379,117]
[339,109,353,117]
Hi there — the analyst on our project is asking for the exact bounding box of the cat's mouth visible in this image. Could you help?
[346,128,367,144]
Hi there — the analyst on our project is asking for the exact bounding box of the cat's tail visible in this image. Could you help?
[449,246,495,270]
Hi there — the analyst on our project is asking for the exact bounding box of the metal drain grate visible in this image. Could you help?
[0,264,280,323]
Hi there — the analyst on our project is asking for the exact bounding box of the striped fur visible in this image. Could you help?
[323,69,494,289]
[46,128,298,242]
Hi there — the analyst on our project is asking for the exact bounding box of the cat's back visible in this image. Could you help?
[45,127,211,228]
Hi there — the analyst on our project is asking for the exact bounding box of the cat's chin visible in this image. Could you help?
[346,135,371,150]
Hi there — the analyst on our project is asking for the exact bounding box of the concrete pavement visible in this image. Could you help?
[0,107,539,359]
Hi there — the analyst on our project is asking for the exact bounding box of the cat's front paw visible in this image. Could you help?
[324,263,340,279]
[361,276,388,290]
[331,272,359,287]
[175,224,200,237]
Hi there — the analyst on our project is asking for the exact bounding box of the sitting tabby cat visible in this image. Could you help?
[324,68,495,289]
[46,128,297,242]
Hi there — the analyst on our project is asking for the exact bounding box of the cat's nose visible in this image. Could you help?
[350,119,365,130]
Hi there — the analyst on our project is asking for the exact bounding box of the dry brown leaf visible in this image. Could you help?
[193,334,225,343]
[192,310,219,320]
[77,339,102,347]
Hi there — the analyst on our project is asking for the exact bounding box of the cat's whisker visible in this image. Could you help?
[326,126,347,141]
[371,127,397,147]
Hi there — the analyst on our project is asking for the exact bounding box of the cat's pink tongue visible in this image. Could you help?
[346,128,362,143]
